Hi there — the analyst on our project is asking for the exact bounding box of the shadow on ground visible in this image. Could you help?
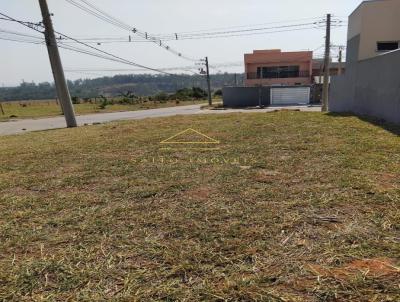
[328,112,400,136]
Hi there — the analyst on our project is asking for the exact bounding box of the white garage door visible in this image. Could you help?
[271,87,310,105]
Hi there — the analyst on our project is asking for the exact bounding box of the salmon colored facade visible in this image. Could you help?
[244,49,313,87]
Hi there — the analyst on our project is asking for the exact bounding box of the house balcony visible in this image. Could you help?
[246,71,311,80]
[245,71,312,87]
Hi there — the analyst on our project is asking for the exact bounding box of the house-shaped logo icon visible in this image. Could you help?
[160,128,220,150]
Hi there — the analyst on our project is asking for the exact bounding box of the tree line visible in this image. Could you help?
[0,73,244,101]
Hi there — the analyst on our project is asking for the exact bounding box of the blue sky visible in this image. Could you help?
[0,0,362,86]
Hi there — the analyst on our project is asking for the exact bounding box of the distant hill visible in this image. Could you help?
[0,73,244,101]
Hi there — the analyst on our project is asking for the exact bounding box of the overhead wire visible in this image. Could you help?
[154,21,324,39]
[0,10,348,77]
[0,11,179,76]
[64,0,199,61]
[0,28,44,40]
[0,36,43,44]
[49,19,346,44]
[51,23,337,45]
[64,61,243,73]
[154,16,325,36]
[54,31,175,75]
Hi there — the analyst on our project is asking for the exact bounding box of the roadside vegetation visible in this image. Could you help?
[0,87,215,121]
[0,112,399,301]
[0,73,241,100]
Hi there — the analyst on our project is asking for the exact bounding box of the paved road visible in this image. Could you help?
[0,104,321,136]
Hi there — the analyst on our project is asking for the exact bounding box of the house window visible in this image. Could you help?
[259,66,300,79]
[257,67,262,79]
[377,41,399,52]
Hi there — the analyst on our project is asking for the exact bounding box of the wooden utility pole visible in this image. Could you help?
[39,0,77,127]
[205,57,212,106]
[338,47,343,75]
[322,13,331,112]
[0,102,4,115]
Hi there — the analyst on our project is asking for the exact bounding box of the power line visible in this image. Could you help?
[0,28,43,40]
[57,42,175,75]
[47,17,345,44]
[59,39,152,44]
[150,17,346,40]
[65,66,199,72]
[0,36,43,44]
[0,11,176,76]
[54,30,175,75]
[64,0,132,31]
[165,26,326,41]
[49,23,339,45]
[153,16,325,36]
[64,0,199,62]
[155,21,324,39]
[79,0,133,30]
[74,0,194,56]
[64,61,243,73]
[0,12,44,34]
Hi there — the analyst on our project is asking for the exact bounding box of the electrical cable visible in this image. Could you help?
[0,11,177,76]
[65,0,199,61]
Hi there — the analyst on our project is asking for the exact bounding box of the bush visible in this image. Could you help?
[99,100,108,109]
[170,87,207,101]
[98,95,109,109]
[117,91,138,105]
[214,89,222,97]
[71,96,80,104]
[154,92,169,102]
[192,87,207,99]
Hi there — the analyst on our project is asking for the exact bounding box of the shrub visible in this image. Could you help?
[71,96,80,104]
[98,95,109,109]
[154,92,169,102]
[214,89,222,97]
[171,87,207,101]
[192,87,207,99]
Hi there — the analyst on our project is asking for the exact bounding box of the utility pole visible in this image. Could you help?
[322,13,331,112]
[0,102,4,115]
[39,0,77,127]
[205,57,212,106]
[234,73,237,86]
[338,47,343,75]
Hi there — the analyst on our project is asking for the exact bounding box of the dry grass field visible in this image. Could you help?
[0,99,205,122]
[0,111,399,301]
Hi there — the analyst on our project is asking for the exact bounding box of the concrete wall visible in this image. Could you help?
[222,87,271,107]
[348,3,362,41]
[330,49,400,124]
[346,34,360,64]
[348,0,400,61]
[223,85,312,107]
[358,0,400,61]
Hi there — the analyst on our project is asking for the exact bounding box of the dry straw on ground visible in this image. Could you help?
[0,111,399,301]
